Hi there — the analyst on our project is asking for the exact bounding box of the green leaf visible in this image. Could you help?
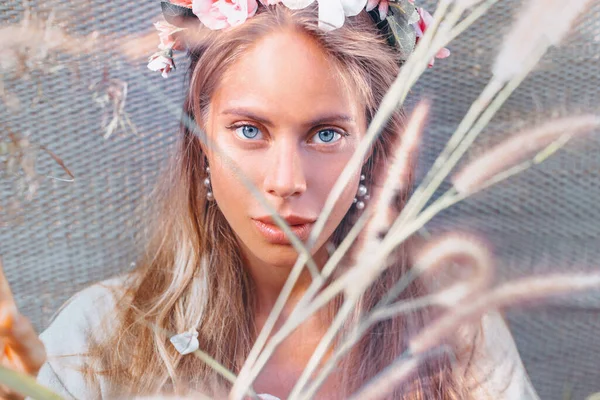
[386,1,417,59]
[389,0,420,25]
[161,1,196,27]
[0,366,64,400]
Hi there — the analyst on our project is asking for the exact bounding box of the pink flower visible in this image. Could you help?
[153,20,184,51]
[259,0,281,4]
[412,5,450,67]
[170,0,193,7]
[148,50,175,78]
[192,0,259,30]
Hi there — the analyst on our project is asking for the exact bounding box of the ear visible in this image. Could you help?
[199,138,214,166]
[362,145,375,172]
[194,107,213,158]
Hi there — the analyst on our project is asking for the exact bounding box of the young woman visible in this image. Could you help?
[0,1,535,399]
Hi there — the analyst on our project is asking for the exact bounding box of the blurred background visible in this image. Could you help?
[1,0,599,398]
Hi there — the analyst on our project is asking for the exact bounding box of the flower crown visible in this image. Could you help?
[148,0,450,78]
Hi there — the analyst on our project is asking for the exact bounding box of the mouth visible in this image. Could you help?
[251,215,316,245]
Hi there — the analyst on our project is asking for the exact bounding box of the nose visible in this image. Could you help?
[263,139,306,199]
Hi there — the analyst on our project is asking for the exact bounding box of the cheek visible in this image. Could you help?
[307,157,361,239]
[314,165,358,204]
[328,175,360,221]
[204,129,259,205]
[208,156,253,211]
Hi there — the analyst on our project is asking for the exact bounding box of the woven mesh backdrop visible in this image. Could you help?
[1,0,599,398]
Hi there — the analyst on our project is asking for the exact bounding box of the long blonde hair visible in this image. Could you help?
[88,5,472,399]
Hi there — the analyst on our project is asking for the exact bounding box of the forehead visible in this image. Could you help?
[211,29,363,123]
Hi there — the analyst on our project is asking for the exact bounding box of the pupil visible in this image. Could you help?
[319,130,335,142]
[243,126,258,138]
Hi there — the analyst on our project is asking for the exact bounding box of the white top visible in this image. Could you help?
[35,276,540,399]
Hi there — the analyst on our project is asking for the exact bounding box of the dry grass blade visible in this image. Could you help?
[90,74,139,140]
[120,31,164,61]
[1,129,75,201]
[236,4,549,395]
[0,79,20,111]
[349,272,600,400]
[399,233,493,307]
[2,0,594,398]
[0,366,64,400]
[0,258,60,399]
[38,144,75,183]
[0,11,97,78]
[368,102,428,240]
[0,256,17,314]
[232,4,491,395]
[344,103,429,298]
[299,233,493,399]
[398,0,593,228]
[452,115,600,194]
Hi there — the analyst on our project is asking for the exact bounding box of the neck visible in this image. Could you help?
[242,247,329,318]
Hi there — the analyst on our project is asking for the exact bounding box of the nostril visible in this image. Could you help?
[263,159,306,199]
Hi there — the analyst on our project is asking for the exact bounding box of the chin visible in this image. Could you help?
[257,244,312,268]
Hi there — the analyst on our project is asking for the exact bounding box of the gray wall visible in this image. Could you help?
[1,1,599,398]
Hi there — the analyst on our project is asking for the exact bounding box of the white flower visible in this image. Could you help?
[169,329,199,355]
[282,0,367,31]
[147,51,175,78]
[280,0,315,9]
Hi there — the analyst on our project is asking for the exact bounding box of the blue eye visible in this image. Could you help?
[312,129,342,144]
[234,125,262,139]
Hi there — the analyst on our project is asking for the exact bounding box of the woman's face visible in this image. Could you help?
[205,29,367,269]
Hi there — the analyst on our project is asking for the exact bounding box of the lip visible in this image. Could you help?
[252,215,315,245]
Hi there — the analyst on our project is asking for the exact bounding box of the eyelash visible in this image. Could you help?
[226,123,349,144]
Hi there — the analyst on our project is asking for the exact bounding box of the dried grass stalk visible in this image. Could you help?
[1,129,75,202]
[354,273,600,399]
[493,0,593,83]
[0,11,97,77]
[412,233,493,307]
[90,76,138,139]
[452,115,600,194]
[120,31,163,61]
[343,103,429,297]
[410,273,600,355]
[368,102,428,239]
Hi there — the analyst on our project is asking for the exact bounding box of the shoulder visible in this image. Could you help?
[456,311,539,400]
[36,274,132,399]
[40,274,130,351]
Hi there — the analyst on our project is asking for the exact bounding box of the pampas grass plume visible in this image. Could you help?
[351,270,600,400]
[413,234,493,306]
[410,272,600,354]
[0,12,97,75]
[452,114,600,194]
[368,101,428,238]
[493,0,593,83]
[341,104,428,298]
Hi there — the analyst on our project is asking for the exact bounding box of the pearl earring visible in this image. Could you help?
[204,165,214,201]
[353,174,369,210]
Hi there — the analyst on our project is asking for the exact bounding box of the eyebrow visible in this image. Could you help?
[220,108,356,128]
